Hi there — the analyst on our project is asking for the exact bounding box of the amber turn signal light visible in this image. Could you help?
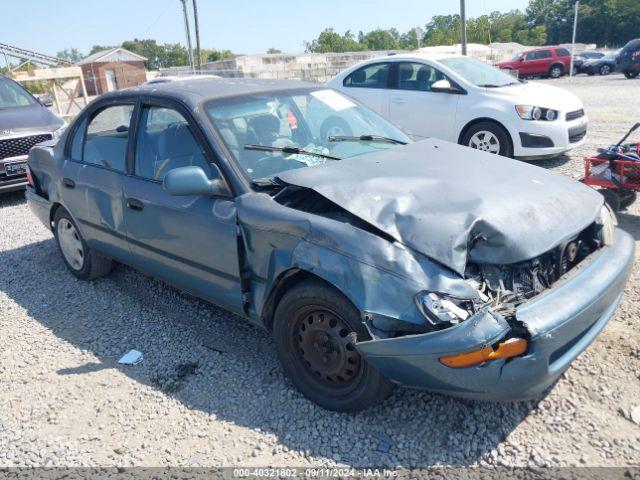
[439,338,528,368]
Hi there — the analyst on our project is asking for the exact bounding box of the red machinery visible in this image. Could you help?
[583,123,640,211]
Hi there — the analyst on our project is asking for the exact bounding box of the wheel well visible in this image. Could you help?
[261,269,355,332]
[550,62,564,71]
[49,202,62,229]
[458,117,514,152]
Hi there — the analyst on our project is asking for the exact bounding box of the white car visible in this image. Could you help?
[327,54,588,159]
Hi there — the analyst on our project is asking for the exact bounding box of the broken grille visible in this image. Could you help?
[0,133,52,160]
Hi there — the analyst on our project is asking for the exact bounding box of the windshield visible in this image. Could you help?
[205,88,410,181]
[440,57,520,87]
[0,77,38,109]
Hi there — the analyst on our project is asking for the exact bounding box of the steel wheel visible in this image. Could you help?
[292,307,363,395]
[469,130,501,154]
[56,218,85,271]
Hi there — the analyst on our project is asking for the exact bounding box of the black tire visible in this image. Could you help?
[619,190,637,210]
[599,64,611,76]
[460,121,513,158]
[549,64,564,79]
[53,207,113,280]
[598,189,621,212]
[273,279,393,412]
[320,116,353,141]
[624,71,639,79]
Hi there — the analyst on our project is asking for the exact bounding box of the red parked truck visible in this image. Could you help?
[496,47,572,79]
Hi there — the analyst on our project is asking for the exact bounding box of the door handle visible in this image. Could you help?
[126,198,144,211]
[391,98,406,104]
[62,178,75,189]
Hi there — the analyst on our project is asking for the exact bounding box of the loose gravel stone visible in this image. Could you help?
[0,75,639,469]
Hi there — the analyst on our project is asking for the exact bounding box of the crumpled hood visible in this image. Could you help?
[489,81,583,113]
[277,139,603,276]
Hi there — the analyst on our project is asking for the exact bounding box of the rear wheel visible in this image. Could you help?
[320,116,353,141]
[599,64,611,75]
[461,121,513,157]
[624,71,639,79]
[549,64,564,78]
[54,208,112,280]
[273,279,393,412]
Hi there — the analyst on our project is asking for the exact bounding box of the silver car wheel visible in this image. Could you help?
[57,218,85,271]
[469,131,501,154]
[550,66,562,78]
[600,65,611,75]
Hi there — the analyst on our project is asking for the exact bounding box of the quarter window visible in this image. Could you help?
[83,104,133,172]
[134,106,210,181]
[555,48,571,57]
[344,63,391,89]
[396,62,447,91]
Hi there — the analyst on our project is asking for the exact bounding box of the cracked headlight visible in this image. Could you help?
[515,105,558,121]
[597,203,617,245]
[415,292,471,327]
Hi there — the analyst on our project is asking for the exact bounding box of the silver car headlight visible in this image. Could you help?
[515,105,558,121]
[415,292,471,327]
[597,202,617,246]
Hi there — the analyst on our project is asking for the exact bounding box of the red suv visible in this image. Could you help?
[496,47,572,79]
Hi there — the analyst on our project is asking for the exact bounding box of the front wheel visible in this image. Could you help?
[599,64,611,75]
[549,65,564,78]
[273,280,393,412]
[461,121,513,157]
[54,208,113,280]
[624,71,639,79]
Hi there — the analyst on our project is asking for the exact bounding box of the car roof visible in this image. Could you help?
[100,77,317,107]
[365,52,465,62]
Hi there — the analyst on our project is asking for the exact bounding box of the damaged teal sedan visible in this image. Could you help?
[26,79,634,411]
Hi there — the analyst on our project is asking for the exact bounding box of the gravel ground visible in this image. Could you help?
[1,74,639,469]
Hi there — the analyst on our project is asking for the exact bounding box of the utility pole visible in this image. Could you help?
[460,0,467,55]
[192,0,202,72]
[569,1,579,80]
[179,0,195,72]
[415,26,423,50]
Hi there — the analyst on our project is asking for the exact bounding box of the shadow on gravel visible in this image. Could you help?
[525,154,571,170]
[0,238,541,468]
[0,190,26,208]
[616,211,640,241]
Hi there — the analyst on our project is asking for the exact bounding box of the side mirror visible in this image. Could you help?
[431,79,462,94]
[163,165,230,197]
[39,97,53,107]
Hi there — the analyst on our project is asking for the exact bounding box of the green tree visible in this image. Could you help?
[267,48,282,54]
[360,28,400,50]
[89,45,115,55]
[305,28,364,53]
[56,48,84,62]
[205,48,233,62]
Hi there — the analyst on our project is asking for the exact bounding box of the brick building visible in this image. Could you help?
[78,48,147,95]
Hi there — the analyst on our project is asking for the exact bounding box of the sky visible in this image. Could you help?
[2,0,529,58]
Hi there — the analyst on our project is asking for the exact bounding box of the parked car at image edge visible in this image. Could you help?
[26,78,633,412]
[0,74,65,193]
[579,50,619,76]
[618,38,640,79]
[327,53,587,159]
[496,46,572,79]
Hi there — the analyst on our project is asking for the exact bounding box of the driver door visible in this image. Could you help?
[122,101,243,313]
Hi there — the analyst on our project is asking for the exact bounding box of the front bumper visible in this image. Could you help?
[356,228,634,400]
[510,114,588,159]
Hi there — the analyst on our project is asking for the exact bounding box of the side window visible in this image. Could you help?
[83,105,133,172]
[343,63,391,89]
[537,50,552,59]
[135,106,210,181]
[555,48,571,57]
[524,52,537,61]
[396,62,446,92]
[70,118,87,161]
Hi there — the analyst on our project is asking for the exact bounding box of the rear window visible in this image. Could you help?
[344,63,391,89]
[555,48,571,57]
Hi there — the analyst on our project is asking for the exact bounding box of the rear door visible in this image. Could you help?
[122,100,243,312]
[340,62,392,116]
[64,103,134,263]
[386,61,459,141]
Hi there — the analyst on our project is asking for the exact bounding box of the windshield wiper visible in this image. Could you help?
[328,134,407,145]
[244,144,342,161]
